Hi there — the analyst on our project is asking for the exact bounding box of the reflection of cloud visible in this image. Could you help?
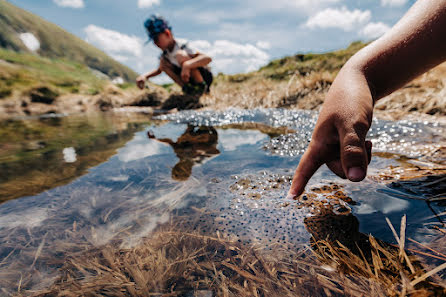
[0,208,48,229]
[117,134,169,162]
[355,196,409,215]
[305,7,371,31]
[63,147,77,163]
[108,175,129,182]
[218,129,267,151]
[19,33,40,51]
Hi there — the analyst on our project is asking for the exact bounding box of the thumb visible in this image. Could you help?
[288,146,323,198]
[340,126,369,182]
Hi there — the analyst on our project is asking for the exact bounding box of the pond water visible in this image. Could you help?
[0,109,445,294]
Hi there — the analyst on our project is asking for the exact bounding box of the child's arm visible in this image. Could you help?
[288,0,446,198]
[136,67,162,89]
[180,52,212,82]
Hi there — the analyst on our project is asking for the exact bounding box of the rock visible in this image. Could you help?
[28,86,59,104]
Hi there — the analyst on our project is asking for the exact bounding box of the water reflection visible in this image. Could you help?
[0,113,149,202]
[0,109,445,295]
[148,125,220,181]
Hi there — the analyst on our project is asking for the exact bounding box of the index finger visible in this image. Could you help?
[288,146,324,198]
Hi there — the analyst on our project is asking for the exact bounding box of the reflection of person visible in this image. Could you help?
[148,125,220,180]
[136,15,213,96]
[289,0,446,198]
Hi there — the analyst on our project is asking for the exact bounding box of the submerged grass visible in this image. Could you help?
[30,217,446,297]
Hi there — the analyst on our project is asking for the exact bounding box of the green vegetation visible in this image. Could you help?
[260,41,367,80]
[0,0,137,82]
[0,48,108,96]
[161,83,175,92]
[219,41,367,83]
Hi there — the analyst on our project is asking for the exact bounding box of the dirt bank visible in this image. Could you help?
[1,62,444,122]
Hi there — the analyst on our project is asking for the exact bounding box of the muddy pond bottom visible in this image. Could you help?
[0,109,445,295]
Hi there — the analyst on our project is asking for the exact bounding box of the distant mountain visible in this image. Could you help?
[0,0,137,81]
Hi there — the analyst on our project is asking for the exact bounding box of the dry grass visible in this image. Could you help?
[201,71,335,111]
[375,62,446,120]
[200,61,446,122]
[30,217,446,297]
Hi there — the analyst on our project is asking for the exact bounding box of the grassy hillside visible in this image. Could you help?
[220,41,367,84]
[203,40,445,118]
[0,0,137,81]
[202,41,367,110]
[0,48,109,99]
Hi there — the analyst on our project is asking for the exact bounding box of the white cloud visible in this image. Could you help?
[19,32,40,51]
[189,39,270,74]
[361,22,391,39]
[84,25,143,57]
[305,7,371,31]
[138,0,161,8]
[380,0,407,7]
[53,0,84,8]
[249,0,341,15]
[256,41,271,50]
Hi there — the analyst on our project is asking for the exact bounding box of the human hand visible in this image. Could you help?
[136,75,146,90]
[288,68,374,198]
[181,64,191,83]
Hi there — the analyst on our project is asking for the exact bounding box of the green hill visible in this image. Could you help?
[0,0,137,81]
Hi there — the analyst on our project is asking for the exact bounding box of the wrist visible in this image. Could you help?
[183,61,191,70]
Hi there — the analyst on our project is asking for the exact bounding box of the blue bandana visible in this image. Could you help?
[144,15,171,41]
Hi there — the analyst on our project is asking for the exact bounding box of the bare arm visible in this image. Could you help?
[289,0,446,197]
[136,68,162,89]
[183,52,212,70]
[353,0,446,101]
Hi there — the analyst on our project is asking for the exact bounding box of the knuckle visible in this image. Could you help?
[352,119,370,137]
[343,132,362,147]
[343,144,364,160]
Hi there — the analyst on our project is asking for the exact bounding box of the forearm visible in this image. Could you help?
[347,0,446,102]
[183,54,212,69]
[141,68,162,80]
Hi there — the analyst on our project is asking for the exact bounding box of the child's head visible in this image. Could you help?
[144,15,174,50]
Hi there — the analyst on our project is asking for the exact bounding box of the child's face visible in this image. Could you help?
[154,31,173,50]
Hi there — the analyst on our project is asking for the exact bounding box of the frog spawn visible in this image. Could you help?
[172,171,367,258]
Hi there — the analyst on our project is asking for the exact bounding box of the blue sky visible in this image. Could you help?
[9,0,416,83]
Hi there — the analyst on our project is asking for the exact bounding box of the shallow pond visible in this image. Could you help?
[0,109,445,294]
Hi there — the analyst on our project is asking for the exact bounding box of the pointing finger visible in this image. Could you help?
[288,145,324,198]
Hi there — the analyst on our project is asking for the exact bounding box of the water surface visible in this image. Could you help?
[0,109,445,294]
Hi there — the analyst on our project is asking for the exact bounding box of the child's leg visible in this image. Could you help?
[176,50,204,83]
[159,57,184,87]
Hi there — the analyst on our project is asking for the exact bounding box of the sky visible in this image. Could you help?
[9,0,416,83]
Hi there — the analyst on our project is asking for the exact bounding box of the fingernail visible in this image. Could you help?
[348,167,365,181]
[286,192,296,200]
